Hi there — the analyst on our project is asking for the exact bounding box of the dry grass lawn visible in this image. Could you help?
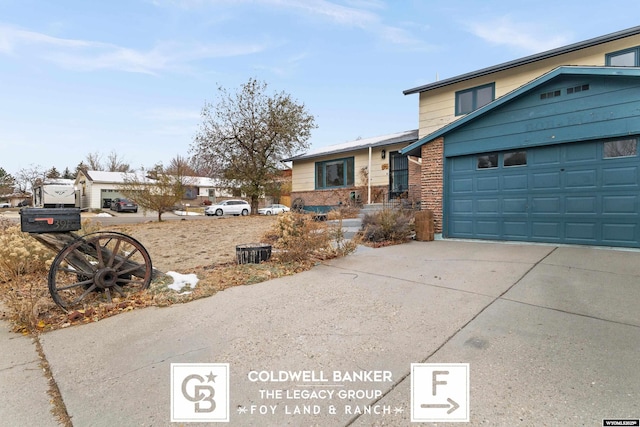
[105,215,278,272]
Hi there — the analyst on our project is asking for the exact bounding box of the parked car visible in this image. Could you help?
[110,198,138,213]
[205,200,251,216]
[17,200,30,207]
[0,202,10,208]
[257,204,290,215]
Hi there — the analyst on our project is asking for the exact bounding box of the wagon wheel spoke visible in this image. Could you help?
[71,285,98,306]
[56,279,95,292]
[93,240,106,269]
[48,232,153,310]
[107,239,123,268]
[112,248,140,271]
[112,284,126,297]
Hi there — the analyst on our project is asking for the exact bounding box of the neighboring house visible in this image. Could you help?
[286,130,420,212]
[1,192,31,207]
[187,176,231,204]
[75,170,229,210]
[75,170,149,210]
[401,25,640,248]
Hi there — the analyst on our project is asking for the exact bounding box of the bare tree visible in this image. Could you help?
[105,150,132,172]
[117,165,189,222]
[85,151,103,171]
[15,164,46,193]
[190,78,316,212]
[84,150,131,172]
[165,155,198,202]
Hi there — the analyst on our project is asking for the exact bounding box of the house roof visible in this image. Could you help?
[79,170,222,188]
[400,66,640,157]
[284,129,419,161]
[403,25,640,95]
[80,170,149,183]
[189,176,223,188]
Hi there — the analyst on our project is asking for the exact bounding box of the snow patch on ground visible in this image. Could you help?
[95,212,113,217]
[167,271,199,294]
[173,210,201,216]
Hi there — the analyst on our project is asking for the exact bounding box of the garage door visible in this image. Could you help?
[447,139,640,247]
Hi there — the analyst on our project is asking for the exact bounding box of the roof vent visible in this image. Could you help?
[540,90,561,100]
[567,84,590,94]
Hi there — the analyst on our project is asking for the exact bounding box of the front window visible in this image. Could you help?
[456,83,495,115]
[315,157,355,189]
[606,47,640,66]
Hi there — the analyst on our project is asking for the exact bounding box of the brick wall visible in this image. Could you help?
[291,185,389,207]
[421,137,444,233]
[291,188,357,207]
[408,156,422,202]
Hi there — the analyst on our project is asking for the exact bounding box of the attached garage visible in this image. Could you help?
[402,66,640,248]
[447,139,640,247]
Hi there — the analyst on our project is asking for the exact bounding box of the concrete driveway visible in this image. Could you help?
[2,240,639,426]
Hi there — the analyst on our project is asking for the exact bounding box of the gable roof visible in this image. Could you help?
[401,66,640,156]
[81,170,149,183]
[403,25,640,95]
[285,129,418,161]
[78,170,223,187]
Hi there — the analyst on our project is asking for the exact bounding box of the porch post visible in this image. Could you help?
[367,146,372,204]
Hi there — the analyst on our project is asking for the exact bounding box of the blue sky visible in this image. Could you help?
[1,0,639,177]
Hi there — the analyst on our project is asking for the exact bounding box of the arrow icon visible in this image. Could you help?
[421,397,460,414]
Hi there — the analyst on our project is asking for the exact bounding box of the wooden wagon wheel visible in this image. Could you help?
[47,231,153,310]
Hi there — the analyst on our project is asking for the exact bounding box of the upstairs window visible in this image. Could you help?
[456,83,495,116]
[606,46,640,66]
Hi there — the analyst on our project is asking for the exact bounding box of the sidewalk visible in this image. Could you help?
[2,240,639,426]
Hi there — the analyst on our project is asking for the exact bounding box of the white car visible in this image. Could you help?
[205,200,251,216]
[257,204,290,215]
[0,202,10,208]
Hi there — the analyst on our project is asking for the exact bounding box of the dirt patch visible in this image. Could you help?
[102,215,278,273]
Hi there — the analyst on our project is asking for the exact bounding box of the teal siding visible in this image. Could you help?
[444,75,640,157]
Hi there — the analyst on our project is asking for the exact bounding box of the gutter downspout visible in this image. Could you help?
[368,146,372,205]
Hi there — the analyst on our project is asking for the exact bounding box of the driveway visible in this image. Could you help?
[1,240,639,426]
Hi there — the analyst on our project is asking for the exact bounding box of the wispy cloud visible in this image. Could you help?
[466,16,572,53]
[0,24,268,74]
[152,0,434,51]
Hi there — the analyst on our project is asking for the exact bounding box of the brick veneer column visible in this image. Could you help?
[421,137,444,233]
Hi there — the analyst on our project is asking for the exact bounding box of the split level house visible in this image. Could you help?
[289,25,640,249]
[286,130,422,212]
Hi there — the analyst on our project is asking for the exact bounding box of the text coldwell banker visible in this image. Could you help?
[247,370,393,383]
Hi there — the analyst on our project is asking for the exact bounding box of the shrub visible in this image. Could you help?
[263,212,356,262]
[360,209,415,244]
[0,219,55,282]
